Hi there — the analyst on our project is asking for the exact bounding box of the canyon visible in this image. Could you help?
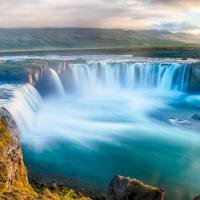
[0,55,200,199]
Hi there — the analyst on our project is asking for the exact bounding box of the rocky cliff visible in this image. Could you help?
[0,107,37,199]
[107,176,165,200]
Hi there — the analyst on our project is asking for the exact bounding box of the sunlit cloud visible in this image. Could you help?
[0,0,199,34]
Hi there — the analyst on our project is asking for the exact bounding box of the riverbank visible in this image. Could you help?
[0,45,200,59]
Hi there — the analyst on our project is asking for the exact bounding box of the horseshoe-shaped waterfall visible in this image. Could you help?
[0,56,200,200]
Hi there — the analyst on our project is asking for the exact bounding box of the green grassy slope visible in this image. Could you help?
[0,28,199,51]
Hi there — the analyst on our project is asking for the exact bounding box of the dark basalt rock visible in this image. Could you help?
[193,195,200,200]
[50,180,58,191]
[107,176,165,200]
[191,114,200,121]
[169,118,192,126]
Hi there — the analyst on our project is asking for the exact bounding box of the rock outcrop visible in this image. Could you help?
[0,107,37,199]
[194,195,200,200]
[107,176,165,200]
[191,114,200,121]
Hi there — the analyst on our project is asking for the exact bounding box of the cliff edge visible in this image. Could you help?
[0,107,37,199]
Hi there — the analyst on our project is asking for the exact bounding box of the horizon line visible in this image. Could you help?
[0,27,186,34]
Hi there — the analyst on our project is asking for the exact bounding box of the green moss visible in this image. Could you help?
[38,188,91,200]
[58,188,89,200]
[0,119,11,193]
[0,161,8,193]
[0,119,11,149]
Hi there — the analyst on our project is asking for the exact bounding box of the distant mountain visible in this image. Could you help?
[0,28,199,51]
[161,32,200,44]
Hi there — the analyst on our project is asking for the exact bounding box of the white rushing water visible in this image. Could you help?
[49,68,65,96]
[69,62,190,92]
[0,61,193,139]
[0,84,42,134]
[0,58,199,200]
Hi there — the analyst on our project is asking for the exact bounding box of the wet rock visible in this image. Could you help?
[169,118,191,126]
[107,175,165,200]
[50,180,58,191]
[193,195,200,200]
[58,183,64,190]
[191,114,200,121]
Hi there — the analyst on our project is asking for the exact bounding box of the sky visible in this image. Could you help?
[0,0,199,34]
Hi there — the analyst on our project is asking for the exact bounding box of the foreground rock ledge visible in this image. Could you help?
[107,176,165,200]
[194,196,200,200]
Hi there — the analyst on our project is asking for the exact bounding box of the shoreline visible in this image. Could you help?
[0,45,200,59]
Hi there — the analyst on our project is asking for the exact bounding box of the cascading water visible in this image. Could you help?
[48,68,65,96]
[0,84,42,135]
[0,56,199,200]
[69,62,190,92]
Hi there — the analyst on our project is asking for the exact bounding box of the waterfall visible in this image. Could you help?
[49,68,65,96]
[69,62,191,92]
[0,60,191,137]
[4,84,42,134]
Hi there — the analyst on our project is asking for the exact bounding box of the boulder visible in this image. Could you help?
[193,196,200,200]
[191,114,200,121]
[107,175,165,200]
[169,118,191,126]
[50,180,58,191]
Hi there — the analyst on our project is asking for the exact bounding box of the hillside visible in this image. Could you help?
[0,28,200,51]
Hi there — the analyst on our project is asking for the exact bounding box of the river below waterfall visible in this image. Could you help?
[22,89,200,200]
[0,55,200,199]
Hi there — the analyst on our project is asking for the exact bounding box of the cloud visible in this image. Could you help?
[157,22,200,32]
[147,0,200,8]
[0,0,199,34]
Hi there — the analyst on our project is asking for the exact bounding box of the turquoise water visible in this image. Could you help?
[21,89,200,200]
[1,57,199,199]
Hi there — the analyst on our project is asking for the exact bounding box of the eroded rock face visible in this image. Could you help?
[107,176,165,200]
[0,107,37,199]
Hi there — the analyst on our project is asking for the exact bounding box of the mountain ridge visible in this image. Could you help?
[0,28,199,51]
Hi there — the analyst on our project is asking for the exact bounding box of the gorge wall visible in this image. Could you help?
[0,107,37,199]
[0,58,200,199]
[0,58,199,96]
[27,60,200,95]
